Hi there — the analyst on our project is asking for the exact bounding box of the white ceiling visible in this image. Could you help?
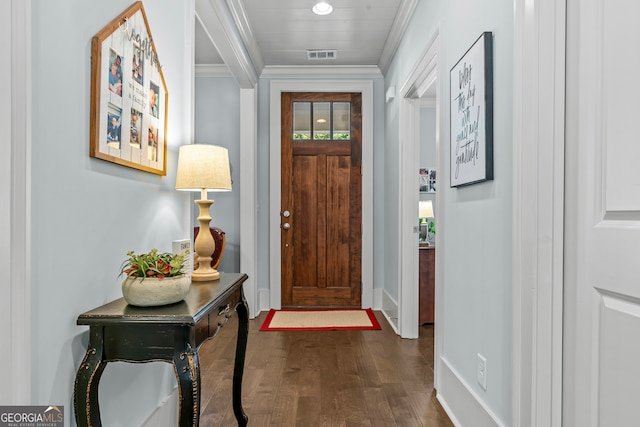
[195,0,418,72]
[195,16,224,65]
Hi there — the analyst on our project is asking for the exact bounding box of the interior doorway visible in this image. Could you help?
[398,31,441,341]
[418,102,437,325]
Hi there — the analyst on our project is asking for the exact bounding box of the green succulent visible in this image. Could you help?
[120,248,189,279]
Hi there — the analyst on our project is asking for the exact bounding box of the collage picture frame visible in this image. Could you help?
[90,1,168,175]
[419,168,436,193]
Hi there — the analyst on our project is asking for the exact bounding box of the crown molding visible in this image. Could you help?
[224,0,264,74]
[195,64,233,77]
[378,0,419,75]
[260,65,383,80]
[195,0,258,88]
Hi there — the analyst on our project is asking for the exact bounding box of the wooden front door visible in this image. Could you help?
[281,92,362,307]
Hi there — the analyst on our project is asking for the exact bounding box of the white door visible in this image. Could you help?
[564,0,640,425]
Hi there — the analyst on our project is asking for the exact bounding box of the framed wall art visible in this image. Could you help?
[90,1,168,175]
[449,31,493,187]
[419,168,436,193]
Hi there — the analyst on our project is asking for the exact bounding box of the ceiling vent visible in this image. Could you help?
[307,49,337,60]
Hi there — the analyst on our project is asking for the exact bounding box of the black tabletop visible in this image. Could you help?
[77,273,248,326]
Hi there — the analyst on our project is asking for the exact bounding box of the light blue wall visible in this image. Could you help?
[194,76,241,274]
[31,0,192,424]
[385,0,513,423]
[420,107,437,169]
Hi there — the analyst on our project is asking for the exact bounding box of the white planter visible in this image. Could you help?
[121,275,191,307]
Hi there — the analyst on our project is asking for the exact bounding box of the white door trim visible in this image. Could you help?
[0,0,32,404]
[398,30,440,340]
[269,80,374,309]
[397,97,421,339]
[512,0,566,425]
[239,87,258,317]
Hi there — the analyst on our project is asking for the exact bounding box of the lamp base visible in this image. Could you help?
[192,267,220,281]
[192,197,220,281]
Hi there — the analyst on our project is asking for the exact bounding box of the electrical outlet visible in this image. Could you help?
[477,353,487,391]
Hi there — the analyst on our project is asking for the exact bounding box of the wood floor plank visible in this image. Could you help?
[269,383,299,426]
[361,387,397,427]
[296,396,321,425]
[198,311,453,426]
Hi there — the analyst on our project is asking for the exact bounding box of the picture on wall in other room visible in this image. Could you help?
[420,168,436,193]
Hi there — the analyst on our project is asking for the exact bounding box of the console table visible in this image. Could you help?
[73,273,249,427]
[419,246,435,324]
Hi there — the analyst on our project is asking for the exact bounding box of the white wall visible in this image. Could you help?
[194,76,241,274]
[385,0,513,424]
[30,0,193,424]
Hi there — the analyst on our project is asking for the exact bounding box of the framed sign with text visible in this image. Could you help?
[89,1,168,175]
[449,32,493,187]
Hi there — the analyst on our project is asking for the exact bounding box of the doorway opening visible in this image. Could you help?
[268,80,374,310]
[397,31,441,342]
[418,102,437,325]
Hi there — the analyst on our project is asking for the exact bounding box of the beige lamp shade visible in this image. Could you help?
[419,200,434,219]
[175,144,232,192]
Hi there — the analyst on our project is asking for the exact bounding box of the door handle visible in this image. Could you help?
[282,222,291,230]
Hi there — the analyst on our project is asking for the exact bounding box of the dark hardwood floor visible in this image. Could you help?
[199,310,454,427]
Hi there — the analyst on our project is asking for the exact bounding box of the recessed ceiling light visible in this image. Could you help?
[316,118,327,123]
[312,1,333,15]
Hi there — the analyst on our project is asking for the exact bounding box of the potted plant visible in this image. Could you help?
[119,248,191,306]
[427,220,436,244]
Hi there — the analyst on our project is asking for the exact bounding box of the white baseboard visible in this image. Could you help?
[437,357,506,427]
[258,288,270,313]
[436,390,462,427]
[141,388,178,427]
[380,289,399,333]
[372,287,383,310]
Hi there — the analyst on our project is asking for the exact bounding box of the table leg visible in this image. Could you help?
[173,344,200,427]
[232,295,249,426]
[74,330,106,427]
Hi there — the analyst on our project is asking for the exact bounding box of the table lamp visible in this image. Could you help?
[176,144,231,281]
[418,200,434,244]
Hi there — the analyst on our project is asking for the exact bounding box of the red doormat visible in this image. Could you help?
[259,308,381,331]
